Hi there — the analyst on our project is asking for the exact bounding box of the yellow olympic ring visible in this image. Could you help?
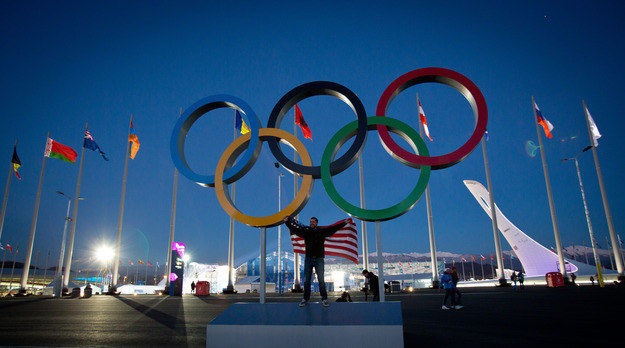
[214,128,314,227]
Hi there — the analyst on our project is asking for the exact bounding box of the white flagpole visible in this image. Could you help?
[375,221,385,302]
[583,101,624,278]
[20,133,49,292]
[166,108,182,290]
[358,156,369,271]
[292,116,301,291]
[0,140,17,242]
[572,157,604,286]
[260,227,266,303]
[532,96,568,280]
[225,110,236,293]
[417,93,439,287]
[480,136,506,283]
[111,115,133,290]
[277,165,284,295]
[62,123,87,289]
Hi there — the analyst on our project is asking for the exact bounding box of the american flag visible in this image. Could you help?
[290,218,358,264]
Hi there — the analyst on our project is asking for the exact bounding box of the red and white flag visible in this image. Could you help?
[290,218,358,263]
[418,99,433,141]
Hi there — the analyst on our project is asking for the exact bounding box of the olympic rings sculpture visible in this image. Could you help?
[170,67,488,227]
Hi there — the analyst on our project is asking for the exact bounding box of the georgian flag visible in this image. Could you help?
[418,99,433,141]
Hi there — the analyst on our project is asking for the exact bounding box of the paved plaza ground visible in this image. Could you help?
[0,284,623,347]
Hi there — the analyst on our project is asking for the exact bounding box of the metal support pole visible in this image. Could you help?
[583,101,624,278]
[416,93,439,287]
[532,97,568,279]
[572,158,604,286]
[260,227,266,304]
[20,133,48,292]
[358,156,369,270]
[111,116,133,290]
[63,139,86,289]
[277,165,283,295]
[375,221,385,302]
[481,138,506,283]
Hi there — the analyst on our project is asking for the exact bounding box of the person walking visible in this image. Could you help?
[284,216,348,308]
[511,271,518,290]
[362,269,380,302]
[440,268,462,309]
[451,267,462,306]
[190,281,195,294]
[517,271,525,290]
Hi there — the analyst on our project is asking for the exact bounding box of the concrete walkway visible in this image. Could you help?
[0,284,622,346]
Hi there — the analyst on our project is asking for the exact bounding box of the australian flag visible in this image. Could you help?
[84,130,109,161]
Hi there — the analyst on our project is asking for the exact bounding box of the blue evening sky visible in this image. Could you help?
[1,1,624,268]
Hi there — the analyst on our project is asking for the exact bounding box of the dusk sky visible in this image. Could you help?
[1,1,624,271]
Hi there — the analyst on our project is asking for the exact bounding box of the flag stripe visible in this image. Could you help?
[534,101,554,138]
[418,99,433,141]
[44,138,77,163]
[290,218,358,263]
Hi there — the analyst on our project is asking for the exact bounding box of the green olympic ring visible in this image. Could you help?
[321,116,431,222]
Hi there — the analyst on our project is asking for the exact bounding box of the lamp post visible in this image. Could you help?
[562,146,604,287]
[55,191,84,296]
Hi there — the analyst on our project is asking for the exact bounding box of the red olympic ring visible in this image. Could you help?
[375,67,488,169]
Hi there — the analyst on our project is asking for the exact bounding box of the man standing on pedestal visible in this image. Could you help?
[283,216,348,307]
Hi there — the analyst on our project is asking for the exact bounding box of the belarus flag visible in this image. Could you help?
[44,138,77,164]
[534,101,554,138]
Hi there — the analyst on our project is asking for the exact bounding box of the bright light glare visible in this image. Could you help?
[95,246,114,262]
[182,254,191,263]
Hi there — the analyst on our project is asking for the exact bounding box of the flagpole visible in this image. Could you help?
[532,96,568,281]
[480,258,484,280]
[62,123,87,289]
[166,108,181,290]
[572,157,604,287]
[292,116,301,292]
[417,93,439,288]
[277,164,284,295]
[480,136,507,284]
[0,140,17,242]
[470,257,475,280]
[19,133,49,293]
[42,249,50,292]
[375,221,385,302]
[31,250,39,289]
[145,253,149,284]
[358,156,369,271]
[461,259,465,281]
[260,227,266,304]
[225,110,236,293]
[111,115,133,291]
[583,101,624,279]
[9,243,19,292]
[1,248,7,282]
